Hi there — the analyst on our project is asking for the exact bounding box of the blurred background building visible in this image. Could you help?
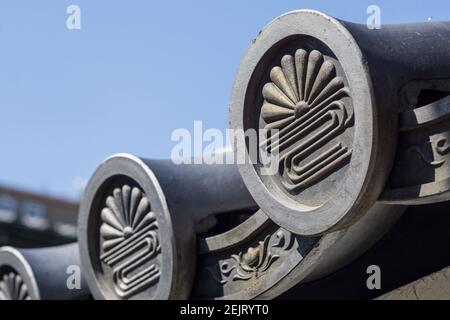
[0,185,78,248]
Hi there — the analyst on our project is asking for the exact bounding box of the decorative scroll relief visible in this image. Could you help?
[408,136,450,168]
[0,272,30,300]
[260,49,353,193]
[100,185,161,299]
[210,230,294,284]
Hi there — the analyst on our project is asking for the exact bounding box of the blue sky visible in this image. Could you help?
[1,0,449,201]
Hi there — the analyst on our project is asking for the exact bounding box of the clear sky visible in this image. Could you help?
[1,0,449,201]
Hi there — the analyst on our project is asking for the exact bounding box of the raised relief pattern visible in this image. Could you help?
[211,230,294,284]
[260,49,353,193]
[100,185,161,299]
[408,136,450,168]
[0,272,30,300]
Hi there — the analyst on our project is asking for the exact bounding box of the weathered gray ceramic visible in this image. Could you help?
[78,154,257,300]
[0,243,89,300]
[78,9,450,300]
[230,9,450,236]
[194,204,404,299]
[382,94,450,204]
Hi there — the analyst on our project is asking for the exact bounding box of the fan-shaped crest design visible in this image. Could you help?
[100,185,158,252]
[99,185,161,299]
[0,272,31,300]
[260,48,354,193]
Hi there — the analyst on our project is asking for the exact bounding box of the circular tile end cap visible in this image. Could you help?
[0,247,38,300]
[78,153,192,300]
[230,10,389,236]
